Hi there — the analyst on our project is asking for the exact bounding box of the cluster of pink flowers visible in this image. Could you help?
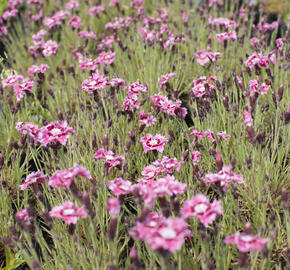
[151,95,187,118]
[2,74,34,101]
[245,52,270,69]
[108,178,134,196]
[16,121,74,146]
[257,21,278,33]
[78,30,97,40]
[95,51,116,65]
[48,164,90,188]
[130,212,191,253]
[49,201,87,225]
[105,16,132,30]
[43,10,70,29]
[203,165,244,191]
[94,148,125,172]
[81,71,110,93]
[140,133,168,153]
[2,8,18,20]
[158,73,176,90]
[28,64,49,75]
[122,81,147,111]
[20,171,47,190]
[216,30,237,43]
[88,4,106,16]
[97,35,115,51]
[208,16,237,29]
[181,194,222,227]
[191,76,216,98]
[152,156,183,174]
[195,50,221,66]
[224,232,269,252]
[139,111,157,127]
[249,78,271,95]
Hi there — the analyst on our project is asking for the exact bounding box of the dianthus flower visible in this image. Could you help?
[208,16,237,28]
[153,156,183,174]
[195,50,221,66]
[275,38,283,48]
[203,165,244,191]
[122,95,140,111]
[181,194,222,227]
[53,10,70,21]
[28,64,49,75]
[15,209,30,224]
[153,175,186,197]
[108,178,133,196]
[191,151,201,164]
[49,201,87,225]
[243,109,253,126]
[192,76,216,98]
[65,0,79,10]
[130,0,143,7]
[139,111,157,127]
[20,171,47,190]
[81,71,110,93]
[95,51,116,65]
[125,81,147,95]
[224,232,269,252]
[68,16,83,29]
[158,73,176,90]
[217,131,231,140]
[216,30,237,43]
[140,133,168,153]
[107,197,120,217]
[130,213,191,253]
[48,164,90,188]
[245,52,270,69]
[140,165,162,182]
[38,121,74,146]
[2,9,18,20]
[249,79,271,95]
[42,40,58,57]
[151,95,186,116]
[97,35,115,50]
[79,58,97,70]
[186,129,204,141]
[78,30,97,40]
[94,148,124,172]
[204,129,215,142]
[16,121,40,141]
[110,77,125,87]
[43,16,61,29]
[88,4,106,16]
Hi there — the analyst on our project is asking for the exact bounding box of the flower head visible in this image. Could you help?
[20,171,47,190]
[108,178,133,196]
[107,197,121,217]
[140,133,168,153]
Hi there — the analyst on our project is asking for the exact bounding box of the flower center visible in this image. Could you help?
[159,227,176,239]
[50,128,62,136]
[63,209,75,215]
[240,235,254,242]
[194,203,208,213]
[149,139,159,146]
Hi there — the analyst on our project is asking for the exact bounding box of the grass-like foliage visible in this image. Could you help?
[0,0,289,269]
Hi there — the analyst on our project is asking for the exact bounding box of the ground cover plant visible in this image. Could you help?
[0,0,289,269]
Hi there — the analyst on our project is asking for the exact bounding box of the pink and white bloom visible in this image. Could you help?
[108,178,133,196]
[191,151,201,164]
[203,165,244,191]
[38,121,74,146]
[65,0,79,10]
[20,171,46,190]
[125,81,147,95]
[224,232,269,252]
[88,4,106,16]
[49,201,87,225]
[158,73,176,90]
[243,109,253,126]
[16,121,40,142]
[81,71,110,93]
[140,165,162,182]
[28,64,49,75]
[107,197,120,217]
[153,156,183,174]
[208,17,237,29]
[195,50,221,66]
[94,149,125,172]
[95,51,116,65]
[48,164,90,188]
[139,111,157,127]
[181,194,222,227]
[68,16,83,29]
[15,209,30,224]
[78,30,97,40]
[140,134,168,153]
[216,30,237,43]
[275,38,283,48]
[43,16,61,29]
[245,52,270,69]
[153,175,186,197]
[217,131,231,140]
[192,76,216,98]
[42,40,58,57]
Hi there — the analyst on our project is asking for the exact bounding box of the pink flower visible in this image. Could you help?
[107,197,120,217]
[108,178,133,196]
[53,10,70,21]
[208,17,237,28]
[95,51,116,65]
[15,209,30,223]
[275,38,283,48]
[122,95,140,111]
[110,77,125,87]
[158,73,176,90]
[191,151,201,164]
[81,71,110,93]
[109,0,122,7]
[130,0,143,7]
[88,4,106,16]
[68,16,83,29]
[65,0,79,10]
[140,165,162,182]
[78,30,97,40]
[217,131,230,140]
[245,52,270,69]
[139,111,157,127]
[153,156,183,174]
[20,171,47,190]
[48,164,90,188]
[49,201,87,225]
[181,194,222,227]
[98,35,115,50]
[224,232,269,252]
[28,64,49,75]
[204,129,215,142]
[153,175,186,197]
[94,149,124,172]
[192,76,216,98]
[125,81,147,95]
[216,30,237,42]
[140,134,168,153]
[243,109,253,126]
[250,37,259,47]
[38,121,74,146]
[2,9,18,20]
[42,40,58,57]
[130,213,191,253]
[79,58,96,71]
[187,129,204,141]
[195,50,221,66]
[203,165,244,191]
[43,16,61,29]
[16,121,40,141]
